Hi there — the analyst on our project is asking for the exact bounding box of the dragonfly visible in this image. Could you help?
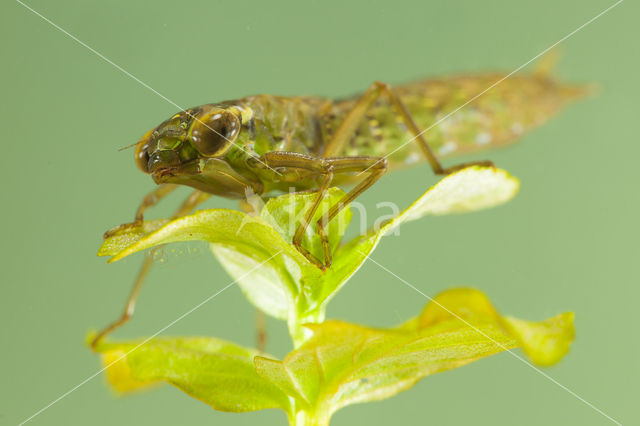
[92,63,586,349]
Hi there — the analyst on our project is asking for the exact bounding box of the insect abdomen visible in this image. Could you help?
[331,72,589,167]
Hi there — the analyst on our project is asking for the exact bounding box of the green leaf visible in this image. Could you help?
[211,188,350,323]
[259,187,352,262]
[320,167,519,307]
[101,207,316,330]
[98,218,169,257]
[92,336,292,414]
[392,166,520,221]
[98,167,519,345]
[254,288,574,421]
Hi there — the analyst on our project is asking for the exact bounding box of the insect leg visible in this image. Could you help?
[104,183,179,238]
[250,151,334,269]
[376,82,494,174]
[322,81,494,174]
[315,156,388,268]
[321,82,385,158]
[91,190,211,349]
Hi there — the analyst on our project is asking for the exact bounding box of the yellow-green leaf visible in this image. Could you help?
[92,336,292,413]
[416,288,575,366]
[254,288,574,421]
[98,218,169,257]
[502,313,575,366]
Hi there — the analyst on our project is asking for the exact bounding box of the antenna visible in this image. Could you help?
[118,141,139,152]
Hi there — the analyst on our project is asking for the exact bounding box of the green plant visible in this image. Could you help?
[92,167,574,425]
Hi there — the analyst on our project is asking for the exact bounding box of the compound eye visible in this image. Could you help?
[190,111,239,157]
[134,141,150,173]
[133,129,155,173]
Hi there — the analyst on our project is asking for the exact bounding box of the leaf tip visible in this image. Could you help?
[503,311,575,366]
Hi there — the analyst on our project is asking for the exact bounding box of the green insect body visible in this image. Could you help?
[135,70,586,199]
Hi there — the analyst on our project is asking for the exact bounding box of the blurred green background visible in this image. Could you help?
[1,0,637,425]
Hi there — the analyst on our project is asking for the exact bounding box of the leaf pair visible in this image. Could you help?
[99,166,520,345]
[93,288,574,424]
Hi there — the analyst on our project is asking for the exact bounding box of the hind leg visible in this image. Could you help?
[322,81,494,174]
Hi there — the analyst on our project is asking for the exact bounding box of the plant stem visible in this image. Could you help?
[290,410,329,426]
[288,308,326,348]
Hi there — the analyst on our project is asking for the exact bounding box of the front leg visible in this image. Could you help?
[249,152,389,270]
[249,151,334,269]
[91,189,211,349]
[104,183,178,238]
